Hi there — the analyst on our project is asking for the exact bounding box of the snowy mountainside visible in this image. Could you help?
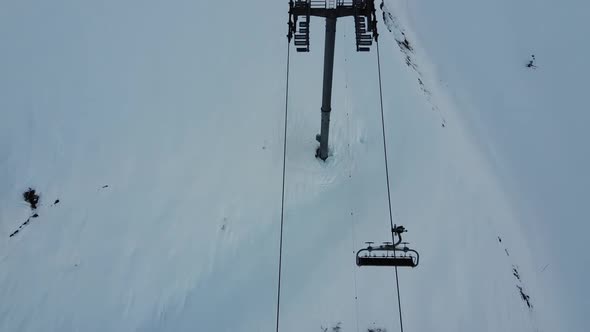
[380,0,590,330]
[1,0,588,331]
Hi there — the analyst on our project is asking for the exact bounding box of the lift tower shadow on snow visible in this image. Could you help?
[287,0,378,161]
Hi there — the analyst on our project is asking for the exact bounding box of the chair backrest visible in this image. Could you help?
[356,255,416,267]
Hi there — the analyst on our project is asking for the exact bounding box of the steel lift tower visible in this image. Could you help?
[288,0,378,160]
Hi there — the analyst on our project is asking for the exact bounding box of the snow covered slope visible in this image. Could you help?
[379,0,590,330]
[1,0,587,331]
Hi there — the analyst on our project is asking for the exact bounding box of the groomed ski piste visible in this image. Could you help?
[1,0,588,331]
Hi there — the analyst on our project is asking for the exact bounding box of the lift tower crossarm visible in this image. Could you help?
[287,0,378,160]
[290,6,356,18]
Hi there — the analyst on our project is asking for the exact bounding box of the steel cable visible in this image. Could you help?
[375,39,405,332]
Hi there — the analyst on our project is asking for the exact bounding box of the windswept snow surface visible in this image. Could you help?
[381,0,590,330]
[1,0,588,331]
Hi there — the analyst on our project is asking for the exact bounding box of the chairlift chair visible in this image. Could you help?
[356,225,420,268]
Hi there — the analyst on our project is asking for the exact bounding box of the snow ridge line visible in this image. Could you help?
[380,1,446,128]
[497,236,535,311]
